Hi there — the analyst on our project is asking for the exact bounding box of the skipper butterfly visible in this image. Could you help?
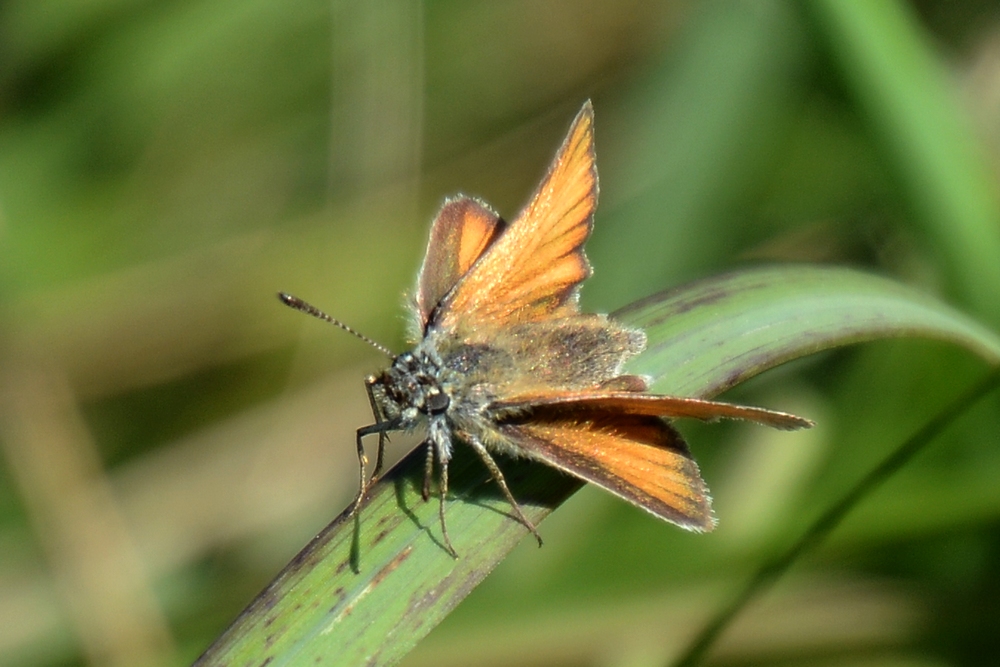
[281,101,811,556]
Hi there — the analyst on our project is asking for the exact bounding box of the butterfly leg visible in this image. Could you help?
[422,442,435,501]
[426,418,460,557]
[437,458,459,559]
[364,377,388,480]
[349,417,402,519]
[466,436,544,547]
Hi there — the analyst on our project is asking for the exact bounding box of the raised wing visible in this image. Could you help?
[502,412,715,531]
[414,196,504,330]
[492,391,814,431]
[432,101,598,330]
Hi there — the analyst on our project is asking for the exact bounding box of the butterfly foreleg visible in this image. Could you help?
[364,376,389,480]
[350,415,403,519]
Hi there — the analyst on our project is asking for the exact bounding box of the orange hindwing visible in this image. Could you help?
[415,196,504,330]
[501,412,714,531]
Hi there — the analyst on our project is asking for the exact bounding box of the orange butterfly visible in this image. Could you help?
[281,101,811,556]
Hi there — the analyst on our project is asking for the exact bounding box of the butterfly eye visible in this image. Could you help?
[426,389,450,415]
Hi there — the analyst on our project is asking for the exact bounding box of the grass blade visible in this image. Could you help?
[194,266,1000,666]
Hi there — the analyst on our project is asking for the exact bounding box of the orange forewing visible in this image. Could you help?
[493,391,814,431]
[434,101,597,329]
[502,413,714,531]
[415,196,503,329]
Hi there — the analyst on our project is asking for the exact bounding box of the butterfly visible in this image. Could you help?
[280,100,812,557]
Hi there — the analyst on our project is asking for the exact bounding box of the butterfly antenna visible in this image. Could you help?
[278,292,396,359]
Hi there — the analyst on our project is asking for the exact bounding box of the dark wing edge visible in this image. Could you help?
[492,391,814,431]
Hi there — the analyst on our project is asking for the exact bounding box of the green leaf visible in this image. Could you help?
[193,266,1000,667]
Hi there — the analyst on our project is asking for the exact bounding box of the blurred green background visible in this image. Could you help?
[2,1,1000,665]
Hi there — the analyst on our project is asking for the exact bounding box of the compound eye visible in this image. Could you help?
[426,389,450,415]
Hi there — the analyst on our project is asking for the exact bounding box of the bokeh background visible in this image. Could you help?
[3,1,1000,665]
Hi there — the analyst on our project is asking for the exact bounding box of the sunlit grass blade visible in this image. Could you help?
[193,446,578,667]
[194,266,1000,667]
[617,265,1000,396]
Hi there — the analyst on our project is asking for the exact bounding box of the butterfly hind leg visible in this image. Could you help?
[466,435,544,548]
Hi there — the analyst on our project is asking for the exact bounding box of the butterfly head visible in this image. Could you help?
[371,348,454,428]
